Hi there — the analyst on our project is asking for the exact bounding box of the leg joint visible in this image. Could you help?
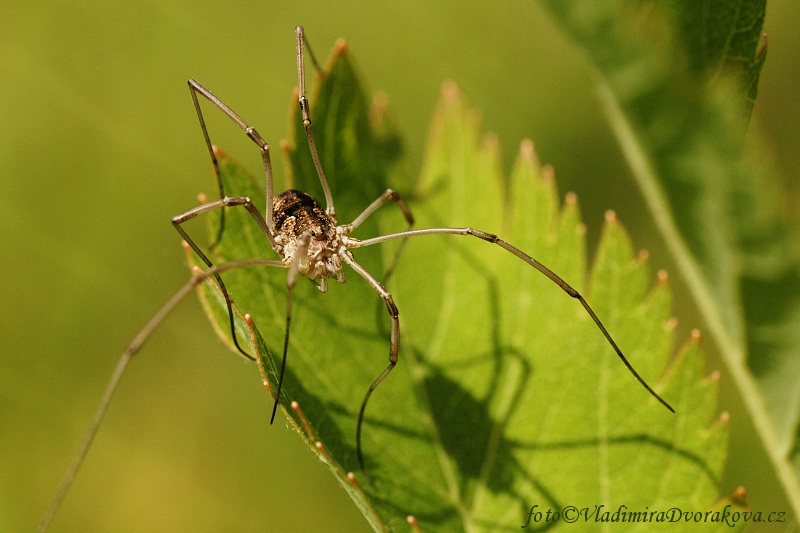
[385,298,399,318]
[468,228,499,243]
[245,127,267,148]
[222,196,252,207]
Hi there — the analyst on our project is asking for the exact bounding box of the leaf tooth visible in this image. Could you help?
[541,162,555,186]
[291,399,317,441]
[710,485,749,513]
[481,131,499,151]
[519,138,540,168]
[707,410,730,433]
[440,79,460,102]
[406,515,423,532]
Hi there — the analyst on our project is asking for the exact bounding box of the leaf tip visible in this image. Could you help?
[708,369,721,383]
[372,91,389,109]
[720,486,748,508]
[315,440,332,463]
[292,400,316,440]
[757,33,768,60]
[656,268,669,284]
[638,248,650,263]
[707,409,730,433]
[407,515,422,532]
[732,486,748,506]
[542,163,555,184]
[371,92,391,126]
[604,209,618,224]
[666,316,678,331]
[519,138,536,160]
[440,80,460,101]
[482,131,499,151]
[211,144,225,158]
[334,37,348,55]
[690,328,702,343]
[565,190,578,206]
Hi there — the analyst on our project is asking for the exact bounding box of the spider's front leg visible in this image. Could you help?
[172,195,275,359]
[188,78,278,241]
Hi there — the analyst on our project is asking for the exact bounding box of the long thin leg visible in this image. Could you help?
[37,257,285,533]
[342,188,415,233]
[295,25,335,216]
[339,253,400,479]
[343,188,415,334]
[346,227,675,413]
[270,232,311,424]
[172,196,276,359]
[188,79,277,235]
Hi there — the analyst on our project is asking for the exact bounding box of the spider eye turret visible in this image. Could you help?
[311,226,327,240]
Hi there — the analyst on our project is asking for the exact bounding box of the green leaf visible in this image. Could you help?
[541,0,800,520]
[668,0,767,116]
[188,41,739,531]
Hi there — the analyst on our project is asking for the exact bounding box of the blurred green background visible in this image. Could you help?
[2,1,798,531]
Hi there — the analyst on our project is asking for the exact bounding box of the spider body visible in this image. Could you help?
[273,189,347,289]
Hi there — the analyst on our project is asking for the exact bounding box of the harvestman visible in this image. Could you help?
[40,25,674,531]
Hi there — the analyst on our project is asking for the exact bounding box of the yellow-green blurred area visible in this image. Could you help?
[2,2,798,532]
